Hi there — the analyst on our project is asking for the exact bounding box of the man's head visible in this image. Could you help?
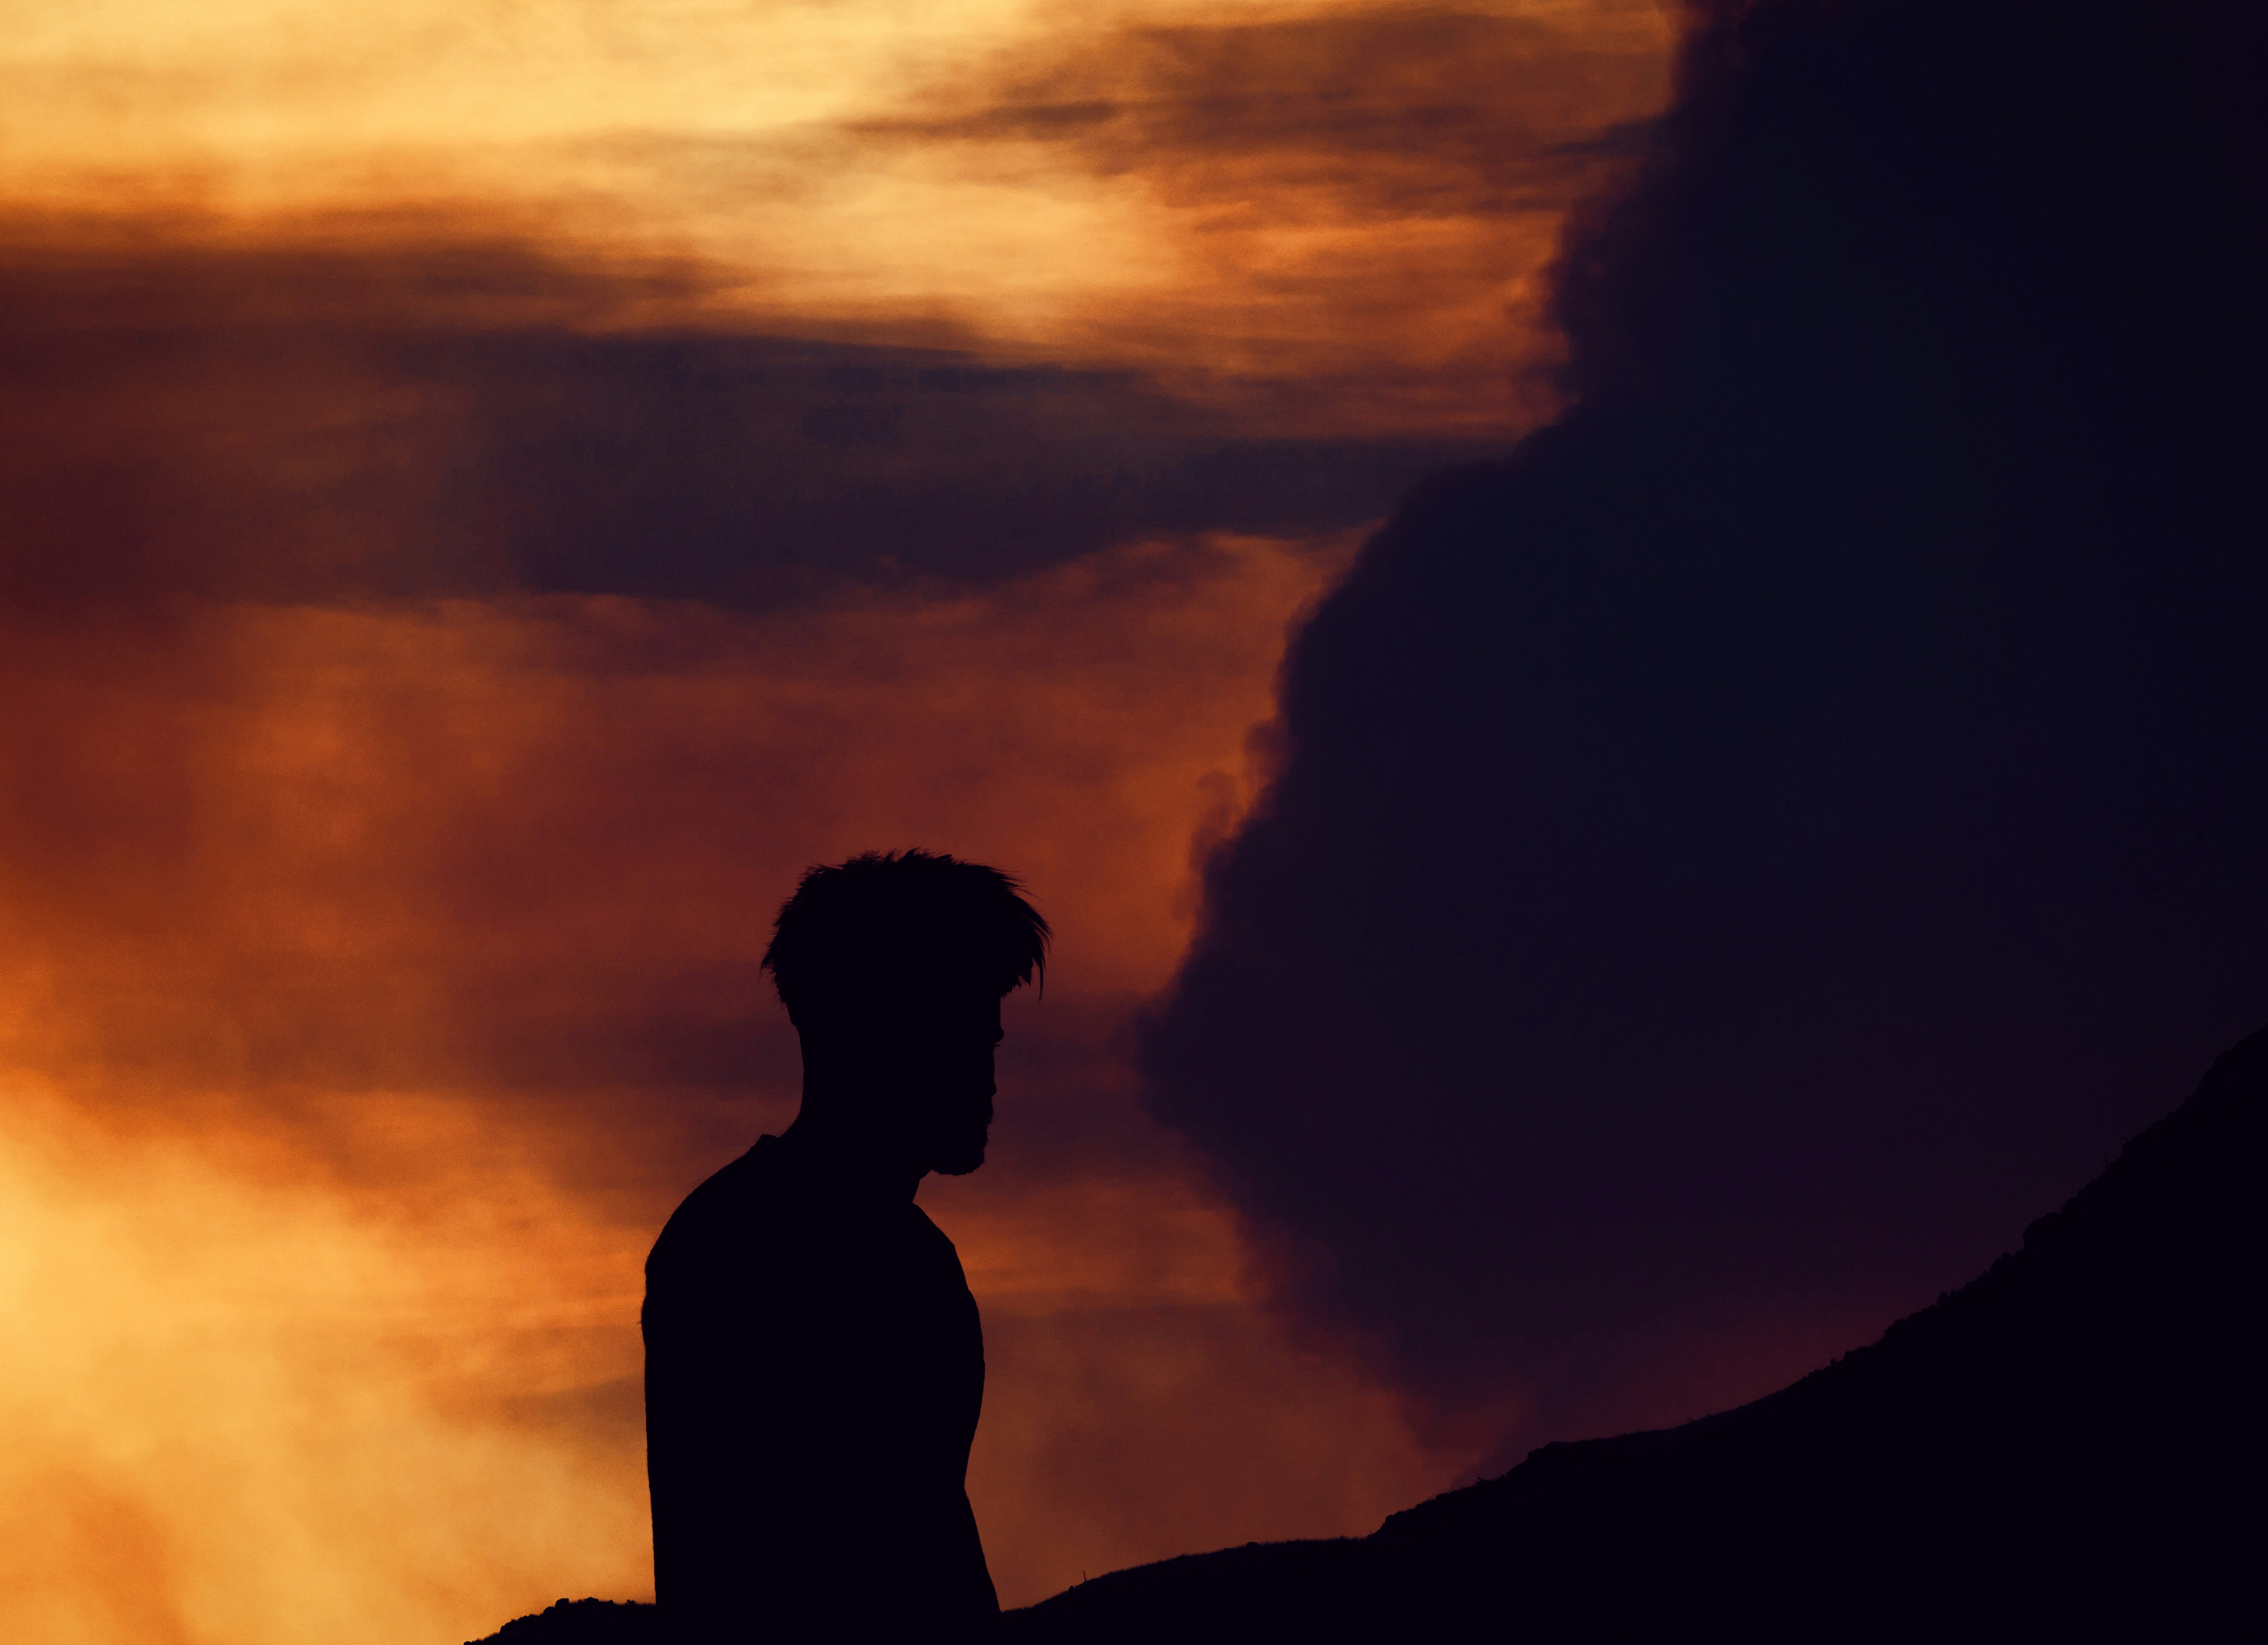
[763,850,1048,1176]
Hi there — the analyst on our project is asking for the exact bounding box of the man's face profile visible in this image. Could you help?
[802,987,1003,1177]
[887,991,1002,1177]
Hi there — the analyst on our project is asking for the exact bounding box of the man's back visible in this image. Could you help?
[643,1134,998,1638]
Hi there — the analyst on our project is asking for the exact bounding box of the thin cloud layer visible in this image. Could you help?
[0,534,1343,1108]
[821,2,1672,427]
[864,6,1664,216]
[1,5,1675,438]
[0,220,1483,609]
[1141,0,2268,1453]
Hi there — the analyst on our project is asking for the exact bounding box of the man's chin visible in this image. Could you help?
[931,1139,990,1177]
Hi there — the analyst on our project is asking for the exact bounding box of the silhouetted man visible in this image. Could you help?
[643,850,1047,1641]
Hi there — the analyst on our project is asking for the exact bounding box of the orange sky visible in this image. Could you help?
[2,0,1672,433]
[0,4,1678,1638]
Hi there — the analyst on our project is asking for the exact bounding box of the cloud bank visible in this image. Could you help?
[1140,0,2268,1447]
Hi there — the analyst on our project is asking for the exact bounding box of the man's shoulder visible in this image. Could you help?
[646,1139,785,1281]
[905,1202,962,1263]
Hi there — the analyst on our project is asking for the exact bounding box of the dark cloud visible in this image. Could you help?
[855,6,1668,218]
[1140,0,2268,1446]
[0,219,1485,610]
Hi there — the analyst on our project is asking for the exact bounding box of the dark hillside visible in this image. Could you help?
[1007,1024,2265,1639]
[468,1599,664,1645]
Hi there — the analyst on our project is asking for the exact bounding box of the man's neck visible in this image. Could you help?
[778,1108,926,1201]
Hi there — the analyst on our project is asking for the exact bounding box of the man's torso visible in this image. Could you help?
[643,1136,996,1635]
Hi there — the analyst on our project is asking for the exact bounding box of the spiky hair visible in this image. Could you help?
[761,849,1049,1021]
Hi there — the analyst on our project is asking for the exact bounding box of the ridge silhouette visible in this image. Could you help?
[470,1020,2263,1642]
[1006,1024,2266,1640]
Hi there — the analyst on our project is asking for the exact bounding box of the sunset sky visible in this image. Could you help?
[11,2,2261,1641]
[1,4,1676,1640]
